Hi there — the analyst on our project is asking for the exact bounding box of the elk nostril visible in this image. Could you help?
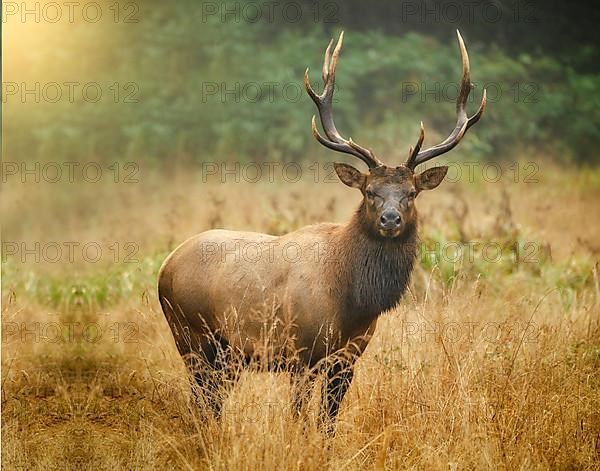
[380,212,402,228]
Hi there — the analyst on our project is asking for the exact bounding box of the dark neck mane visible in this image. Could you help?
[330,203,418,330]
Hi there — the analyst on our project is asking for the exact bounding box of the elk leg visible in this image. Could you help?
[160,296,242,418]
[320,357,354,433]
[160,300,227,416]
[290,368,316,418]
[185,335,239,418]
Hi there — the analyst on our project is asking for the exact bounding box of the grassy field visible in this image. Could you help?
[2,160,599,469]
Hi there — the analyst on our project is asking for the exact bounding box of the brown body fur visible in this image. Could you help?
[158,202,417,368]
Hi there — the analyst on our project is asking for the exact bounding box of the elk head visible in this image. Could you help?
[305,31,487,239]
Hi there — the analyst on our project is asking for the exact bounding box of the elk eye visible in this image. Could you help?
[408,190,417,199]
[366,190,375,198]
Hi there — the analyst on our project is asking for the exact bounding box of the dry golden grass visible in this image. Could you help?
[2,161,600,469]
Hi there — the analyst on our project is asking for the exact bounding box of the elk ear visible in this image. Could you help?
[415,166,448,191]
[334,163,366,189]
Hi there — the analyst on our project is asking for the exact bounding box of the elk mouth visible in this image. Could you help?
[378,227,403,239]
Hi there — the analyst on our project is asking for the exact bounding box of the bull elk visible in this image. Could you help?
[158,30,486,430]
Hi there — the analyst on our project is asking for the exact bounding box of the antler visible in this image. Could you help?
[405,30,487,171]
[305,32,384,169]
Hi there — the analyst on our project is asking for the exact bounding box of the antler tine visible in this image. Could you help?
[405,121,425,169]
[322,38,334,83]
[456,30,471,119]
[329,31,344,79]
[310,115,356,155]
[406,30,487,170]
[305,32,383,169]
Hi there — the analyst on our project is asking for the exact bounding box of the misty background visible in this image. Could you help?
[5,0,600,169]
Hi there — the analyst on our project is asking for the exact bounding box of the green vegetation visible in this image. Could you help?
[7,1,600,165]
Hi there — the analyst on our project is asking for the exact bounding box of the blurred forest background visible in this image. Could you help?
[5,0,600,166]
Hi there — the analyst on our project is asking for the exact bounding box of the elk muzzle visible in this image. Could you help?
[378,207,403,237]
